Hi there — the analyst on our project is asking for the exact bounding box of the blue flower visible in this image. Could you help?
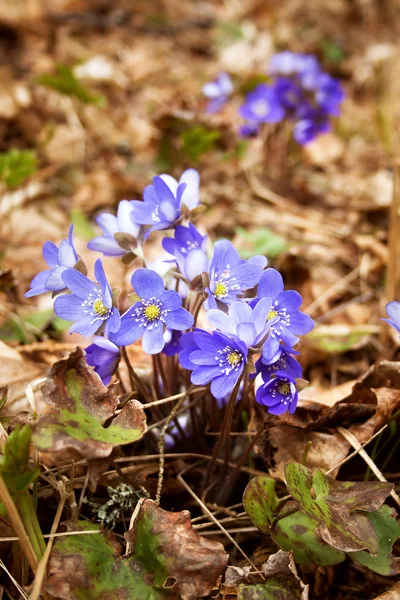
[238,122,259,138]
[269,51,320,81]
[202,72,233,113]
[54,259,121,337]
[25,226,78,297]
[255,345,302,381]
[205,240,267,310]
[382,301,400,334]
[255,268,314,360]
[256,370,298,414]
[110,269,193,354]
[87,200,143,257]
[130,169,200,232]
[206,298,277,349]
[239,84,285,124]
[162,222,208,282]
[179,330,248,399]
[293,107,331,145]
[163,329,183,356]
[85,336,120,385]
[314,73,345,117]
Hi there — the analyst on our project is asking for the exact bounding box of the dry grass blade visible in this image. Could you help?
[0,474,38,572]
[0,559,29,600]
[337,426,400,507]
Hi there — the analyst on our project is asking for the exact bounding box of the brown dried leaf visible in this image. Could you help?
[125,498,228,600]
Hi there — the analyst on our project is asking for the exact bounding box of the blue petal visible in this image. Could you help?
[231,262,263,290]
[288,311,314,335]
[153,175,176,202]
[94,259,112,307]
[70,315,101,337]
[142,321,165,354]
[42,241,59,268]
[206,309,232,333]
[191,365,221,385]
[160,289,182,311]
[258,268,284,300]
[276,290,302,312]
[252,297,273,332]
[248,255,268,269]
[179,346,197,370]
[24,270,51,297]
[228,302,252,327]
[179,169,200,210]
[88,236,125,256]
[210,240,240,276]
[131,268,165,301]
[105,308,121,336]
[386,301,400,328]
[57,239,76,267]
[110,310,143,347]
[54,294,85,321]
[165,307,194,331]
[193,331,224,353]
[62,270,98,300]
[91,336,119,353]
[211,366,243,399]
[236,322,257,346]
[97,213,119,236]
[189,350,215,365]
[46,265,70,291]
[262,335,281,361]
[130,200,154,225]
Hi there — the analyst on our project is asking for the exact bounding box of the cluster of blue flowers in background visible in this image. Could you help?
[25,167,314,416]
[202,50,344,145]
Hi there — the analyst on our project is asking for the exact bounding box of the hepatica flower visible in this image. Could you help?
[88,200,143,257]
[382,301,400,334]
[54,259,121,337]
[255,268,314,360]
[205,240,267,310]
[255,345,302,381]
[85,336,120,385]
[130,169,200,232]
[206,298,277,349]
[202,72,233,113]
[179,330,248,399]
[111,269,193,354]
[256,370,298,414]
[239,51,344,145]
[25,226,78,297]
[162,222,208,282]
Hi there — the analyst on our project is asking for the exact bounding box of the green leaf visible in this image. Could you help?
[320,40,346,65]
[126,499,228,599]
[0,149,38,188]
[243,476,279,533]
[37,66,105,106]
[33,348,147,461]
[284,463,393,553]
[0,426,40,508]
[45,520,172,600]
[181,126,220,162]
[306,324,378,354]
[238,580,301,600]
[236,227,288,260]
[70,209,96,241]
[348,505,400,575]
[272,505,345,566]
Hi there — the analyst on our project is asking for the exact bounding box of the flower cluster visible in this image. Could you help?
[202,51,344,145]
[25,167,314,415]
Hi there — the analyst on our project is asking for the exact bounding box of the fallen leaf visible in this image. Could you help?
[125,498,228,600]
[45,520,173,600]
[373,583,400,600]
[284,463,393,553]
[33,348,147,463]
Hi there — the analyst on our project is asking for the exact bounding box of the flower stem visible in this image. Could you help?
[121,346,152,404]
[19,490,46,559]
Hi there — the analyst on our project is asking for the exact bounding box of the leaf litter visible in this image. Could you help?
[1,1,400,599]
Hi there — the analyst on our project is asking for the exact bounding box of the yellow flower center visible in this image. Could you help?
[278,382,291,395]
[215,282,228,298]
[267,309,279,321]
[93,298,109,317]
[227,351,241,366]
[144,304,161,321]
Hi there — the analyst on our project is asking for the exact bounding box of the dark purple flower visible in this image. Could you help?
[130,169,200,232]
[87,200,143,257]
[239,84,285,124]
[314,73,345,116]
[256,370,298,414]
[255,268,314,360]
[205,240,266,310]
[54,259,121,338]
[238,122,260,137]
[85,336,120,385]
[110,269,193,354]
[202,72,233,113]
[255,345,302,381]
[162,222,208,282]
[293,110,331,145]
[179,329,247,399]
[269,52,320,80]
[25,226,78,297]
[163,329,183,356]
[382,301,400,334]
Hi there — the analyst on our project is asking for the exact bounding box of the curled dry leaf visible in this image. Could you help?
[284,463,393,554]
[33,347,147,463]
[125,498,228,600]
[372,583,400,600]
